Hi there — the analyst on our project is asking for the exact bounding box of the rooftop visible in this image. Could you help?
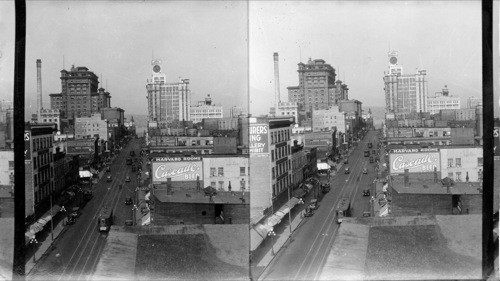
[93,224,249,280]
[391,175,482,195]
[320,215,481,280]
[154,189,249,205]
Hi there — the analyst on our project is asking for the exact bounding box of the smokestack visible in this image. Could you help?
[36,59,43,117]
[273,52,280,110]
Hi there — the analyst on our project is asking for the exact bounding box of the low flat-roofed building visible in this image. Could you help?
[389,173,482,216]
[151,189,249,225]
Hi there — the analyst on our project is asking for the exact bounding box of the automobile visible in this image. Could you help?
[363,211,371,217]
[66,215,77,225]
[125,176,131,182]
[344,168,350,174]
[363,168,368,174]
[125,197,133,205]
[106,175,112,182]
[70,207,82,218]
[309,199,320,210]
[363,189,370,196]
[304,207,314,217]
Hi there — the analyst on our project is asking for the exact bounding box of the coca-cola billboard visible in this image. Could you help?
[151,156,203,183]
[389,151,441,174]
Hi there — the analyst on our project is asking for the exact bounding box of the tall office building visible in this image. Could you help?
[146,60,191,126]
[467,96,482,109]
[383,51,428,115]
[49,65,111,120]
[287,58,348,124]
[427,86,461,114]
[230,106,248,118]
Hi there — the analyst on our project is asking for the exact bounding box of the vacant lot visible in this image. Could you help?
[135,234,248,280]
[365,225,481,280]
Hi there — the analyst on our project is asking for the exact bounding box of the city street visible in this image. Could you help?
[27,137,145,281]
[259,130,380,280]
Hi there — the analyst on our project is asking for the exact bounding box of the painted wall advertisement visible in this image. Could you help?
[249,124,269,156]
[24,131,31,160]
[152,156,203,183]
[389,148,440,174]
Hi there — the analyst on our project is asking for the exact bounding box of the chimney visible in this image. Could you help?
[404,169,409,187]
[167,177,172,195]
[273,52,280,110]
[36,59,43,117]
[433,167,438,183]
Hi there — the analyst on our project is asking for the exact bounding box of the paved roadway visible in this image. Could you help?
[27,137,144,281]
[259,130,380,281]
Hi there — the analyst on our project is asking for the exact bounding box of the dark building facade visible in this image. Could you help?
[49,65,110,120]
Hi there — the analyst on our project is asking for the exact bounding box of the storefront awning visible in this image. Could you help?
[317,162,331,171]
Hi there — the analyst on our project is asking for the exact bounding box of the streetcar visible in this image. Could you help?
[336,198,351,224]
[97,206,113,232]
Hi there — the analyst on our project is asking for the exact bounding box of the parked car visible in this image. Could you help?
[309,199,320,210]
[66,215,77,225]
[125,197,133,205]
[106,175,112,182]
[70,207,82,218]
[363,189,370,196]
[304,207,314,217]
[344,168,350,174]
[363,168,368,174]
[363,211,371,217]
[125,176,131,182]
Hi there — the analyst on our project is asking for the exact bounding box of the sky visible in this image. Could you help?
[0,1,498,118]
[1,1,248,119]
[249,1,484,116]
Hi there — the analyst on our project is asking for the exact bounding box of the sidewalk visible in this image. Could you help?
[25,213,67,275]
[256,209,305,268]
[25,153,118,275]
[250,144,356,279]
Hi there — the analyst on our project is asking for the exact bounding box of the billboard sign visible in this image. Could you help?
[389,152,440,174]
[24,131,31,160]
[249,124,269,156]
[495,127,499,159]
[152,156,202,183]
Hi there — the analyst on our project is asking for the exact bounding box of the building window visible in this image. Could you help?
[218,167,224,176]
[271,150,274,162]
[210,167,216,177]
[240,167,245,176]
[447,158,453,168]
[218,181,224,190]
[272,167,275,179]
[455,172,462,182]
[478,157,483,167]
[210,181,216,187]
[455,158,461,168]
[8,161,14,170]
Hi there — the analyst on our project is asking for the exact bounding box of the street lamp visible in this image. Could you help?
[132,204,138,226]
[30,236,38,263]
[267,229,276,255]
